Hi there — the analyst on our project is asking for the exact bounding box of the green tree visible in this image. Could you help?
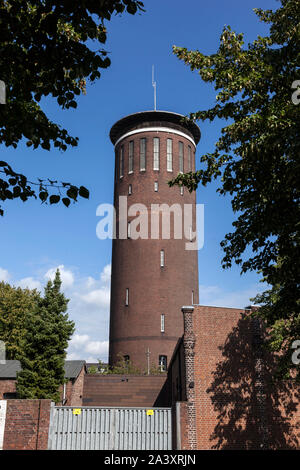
[16,270,75,400]
[109,353,143,375]
[169,0,300,378]
[0,0,144,215]
[0,281,40,360]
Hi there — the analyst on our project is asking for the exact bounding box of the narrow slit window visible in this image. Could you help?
[128,184,132,195]
[161,314,165,333]
[120,146,124,178]
[128,221,131,239]
[140,138,146,171]
[128,141,134,173]
[188,145,192,172]
[154,181,158,192]
[115,153,119,181]
[179,141,184,173]
[153,137,160,170]
[167,139,173,172]
[125,288,129,306]
[192,290,194,305]
[180,186,184,196]
[160,249,165,267]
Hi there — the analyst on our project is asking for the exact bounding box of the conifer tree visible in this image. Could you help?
[16,270,74,400]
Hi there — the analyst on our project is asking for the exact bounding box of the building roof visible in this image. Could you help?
[109,110,201,145]
[0,360,21,378]
[64,360,86,379]
[0,360,86,379]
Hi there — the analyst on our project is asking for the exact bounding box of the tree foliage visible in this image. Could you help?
[16,270,75,400]
[0,281,39,360]
[0,0,144,214]
[169,0,300,378]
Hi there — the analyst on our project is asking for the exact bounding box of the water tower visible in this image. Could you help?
[109,110,200,371]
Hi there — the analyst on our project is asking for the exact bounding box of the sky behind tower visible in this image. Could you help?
[0,0,278,361]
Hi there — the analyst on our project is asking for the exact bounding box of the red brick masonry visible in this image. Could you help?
[3,399,51,450]
[83,374,169,407]
[174,306,300,450]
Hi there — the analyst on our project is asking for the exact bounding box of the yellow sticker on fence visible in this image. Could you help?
[146,409,154,416]
[73,408,81,415]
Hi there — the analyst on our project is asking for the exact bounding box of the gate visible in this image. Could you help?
[48,406,172,450]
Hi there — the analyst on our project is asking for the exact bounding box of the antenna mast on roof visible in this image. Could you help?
[152,65,157,111]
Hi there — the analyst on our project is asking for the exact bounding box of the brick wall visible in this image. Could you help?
[83,374,170,407]
[3,399,51,450]
[179,305,300,450]
[58,366,85,406]
[0,379,16,399]
[69,366,85,406]
[109,117,199,369]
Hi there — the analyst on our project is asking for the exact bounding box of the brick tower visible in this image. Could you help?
[109,110,200,371]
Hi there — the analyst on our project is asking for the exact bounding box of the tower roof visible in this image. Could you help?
[109,110,201,145]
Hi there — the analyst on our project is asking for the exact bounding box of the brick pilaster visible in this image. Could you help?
[181,306,196,450]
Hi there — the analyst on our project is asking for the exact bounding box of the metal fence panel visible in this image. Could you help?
[48,406,172,450]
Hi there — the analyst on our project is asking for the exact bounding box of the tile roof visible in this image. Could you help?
[0,360,86,379]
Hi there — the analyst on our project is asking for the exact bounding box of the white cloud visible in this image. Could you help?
[0,263,110,362]
[45,264,74,289]
[100,264,111,284]
[0,267,10,282]
[199,283,265,309]
[85,340,108,356]
[17,277,42,291]
[80,288,110,308]
[67,333,108,362]
[69,334,90,349]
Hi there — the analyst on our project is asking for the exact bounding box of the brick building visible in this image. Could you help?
[168,305,300,450]
[0,360,86,406]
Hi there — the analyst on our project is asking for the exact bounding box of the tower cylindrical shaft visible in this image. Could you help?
[109,111,200,371]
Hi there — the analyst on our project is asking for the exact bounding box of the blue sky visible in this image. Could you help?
[0,0,278,361]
